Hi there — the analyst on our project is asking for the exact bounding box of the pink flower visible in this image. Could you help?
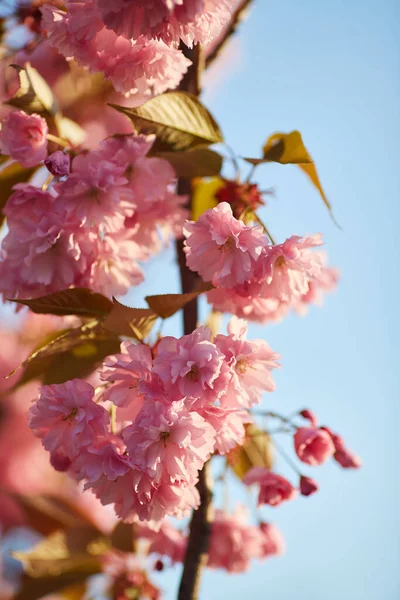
[122,401,215,485]
[261,234,324,302]
[41,3,191,97]
[136,521,187,564]
[0,110,48,167]
[100,341,153,412]
[258,522,285,557]
[152,326,230,402]
[299,475,319,496]
[184,203,267,288]
[72,435,131,485]
[28,379,110,461]
[54,149,134,231]
[44,150,71,177]
[95,0,233,47]
[244,467,297,507]
[294,427,335,466]
[197,405,249,454]
[295,262,340,314]
[207,286,291,323]
[215,317,280,408]
[321,427,362,469]
[208,507,273,573]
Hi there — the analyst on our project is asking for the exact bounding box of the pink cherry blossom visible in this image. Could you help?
[184,202,267,288]
[299,476,319,496]
[44,150,70,177]
[94,0,233,47]
[152,326,230,402]
[197,405,249,454]
[321,427,362,469]
[100,341,153,412]
[261,234,324,302]
[294,427,335,466]
[41,3,191,97]
[0,110,48,167]
[122,400,215,485]
[258,522,285,557]
[72,435,131,485]
[208,507,275,573]
[28,379,110,461]
[244,467,297,507]
[136,521,187,564]
[215,317,280,408]
[207,286,291,323]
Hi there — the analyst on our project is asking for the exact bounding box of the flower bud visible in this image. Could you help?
[299,475,319,496]
[45,150,70,177]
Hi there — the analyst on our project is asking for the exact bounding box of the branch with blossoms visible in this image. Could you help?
[0,2,360,600]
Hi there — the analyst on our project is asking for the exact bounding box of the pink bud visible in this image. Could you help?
[334,448,362,469]
[294,427,335,466]
[300,476,319,496]
[44,150,70,177]
[154,559,164,572]
[50,451,72,472]
[299,409,318,427]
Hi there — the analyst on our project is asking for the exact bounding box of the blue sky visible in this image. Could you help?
[141,0,399,598]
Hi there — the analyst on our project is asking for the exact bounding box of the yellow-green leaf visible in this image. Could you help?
[14,573,92,600]
[103,299,158,340]
[227,424,273,480]
[55,115,86,146]
[10,288,113,318]
[7,62,58,115]
[191,176,224,221]
[154,147,223,178]
[110,92,223,151]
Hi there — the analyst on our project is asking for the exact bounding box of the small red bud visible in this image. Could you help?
[299,409,318,427]
[154,559,164,572]
[300,476,319,496]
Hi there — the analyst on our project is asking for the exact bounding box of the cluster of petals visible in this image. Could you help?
[207,507,284,572]
[40,1,192,97]
[0,110,48,167]
[185,203,338,324]
[294,427,335,466]
[0,133,187,301]
[136,520,187,564]
[244,467,297,507]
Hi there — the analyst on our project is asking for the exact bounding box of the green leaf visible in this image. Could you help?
[0,161,38,227]
[227,424,273,480]
[110,92,223,151]
[9,321,120,386]
[103,299,158,340]
[10,288,113,318]
[154,147,223,178]
[6,62,58,115]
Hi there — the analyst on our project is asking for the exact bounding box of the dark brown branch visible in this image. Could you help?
[205,0,253,69]
[175,43,213,600]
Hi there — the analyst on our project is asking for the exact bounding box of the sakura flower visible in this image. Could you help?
[197,405,249,454]
[41,3,191,97]
[136,521,187,564]
[208,507,272,573]
[321,427,362,469]
[0,110,48,167]
[299,476,319,497]
[44,150,70,177]
[295,263,340,314]
[152,326,230,402]
[95,0,233,47]
[184,202,267,288]
[72,435,131,485]
[258,522,285,557]
[28,379,110,461]
[216,317,280,408]
[122,401,215,485]
[207,286,290,324]
[100,341,153,413]
[261,234,324,303]
[244,468,297,507]
[294,427,335,466]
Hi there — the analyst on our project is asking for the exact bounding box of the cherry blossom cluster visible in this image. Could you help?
[0,125,187,300]
[40,0,235,98]
[28,318,280,523]
[184,202,339,323]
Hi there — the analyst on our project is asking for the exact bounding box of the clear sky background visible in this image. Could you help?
[136,1,400,598]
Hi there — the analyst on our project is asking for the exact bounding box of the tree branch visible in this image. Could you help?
[205,0,253,69]
[176,43,213,600]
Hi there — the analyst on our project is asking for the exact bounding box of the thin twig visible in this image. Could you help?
[205,0,254,69]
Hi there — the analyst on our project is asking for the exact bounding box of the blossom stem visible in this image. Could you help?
[46,133,69,148]
[272,437,303,477]
[254,214,276,245]
[177,42,214,600]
